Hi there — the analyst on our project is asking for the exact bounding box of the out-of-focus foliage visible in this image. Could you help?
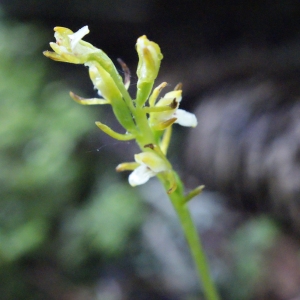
[228,217,279,300]
[0,20,91,263]
[58,180,144,267]
[0,17,145,299]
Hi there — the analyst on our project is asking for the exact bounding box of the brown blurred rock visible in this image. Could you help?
[186,74,300,234]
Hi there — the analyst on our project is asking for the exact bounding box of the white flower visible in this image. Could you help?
[128,152,169,186]
[149,90,197,129]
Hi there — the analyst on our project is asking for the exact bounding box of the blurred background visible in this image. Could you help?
[1,1,300,299]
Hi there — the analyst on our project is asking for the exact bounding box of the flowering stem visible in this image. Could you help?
[158,175,220,300]
[44,26,220,300]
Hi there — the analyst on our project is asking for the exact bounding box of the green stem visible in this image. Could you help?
[105,56,219,299]
[136,82,153,107]
[109,70,136,113]
[159,176,220,300]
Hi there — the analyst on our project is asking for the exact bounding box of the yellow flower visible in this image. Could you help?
[43,26,97,64]
[149,90,198,130]
[129,152,169,186]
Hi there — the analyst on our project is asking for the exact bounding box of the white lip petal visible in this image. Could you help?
[128,165,156,186]
[174,109,198,127]
[69,25,89,51]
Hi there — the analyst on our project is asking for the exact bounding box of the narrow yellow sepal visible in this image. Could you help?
[95,121,135,141]
[54,26,73,35]
[151,117,177,131]
[160,126,172,155]
[149,82,168,107]
[174,82,183,91]
[149,82,167,107]
[70,91,110,105]
[143,105,173,113]
[43,50,68,62]
[116,162,139,172]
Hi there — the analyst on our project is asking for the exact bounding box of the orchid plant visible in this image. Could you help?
[44,26,220,300]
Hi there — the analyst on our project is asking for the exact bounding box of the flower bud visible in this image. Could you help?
[136,35,163,86]
[85,61,121,102]
[85,61,135,131]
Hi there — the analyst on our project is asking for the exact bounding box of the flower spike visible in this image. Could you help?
[44,26,197,189]
[44,26,221,299]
